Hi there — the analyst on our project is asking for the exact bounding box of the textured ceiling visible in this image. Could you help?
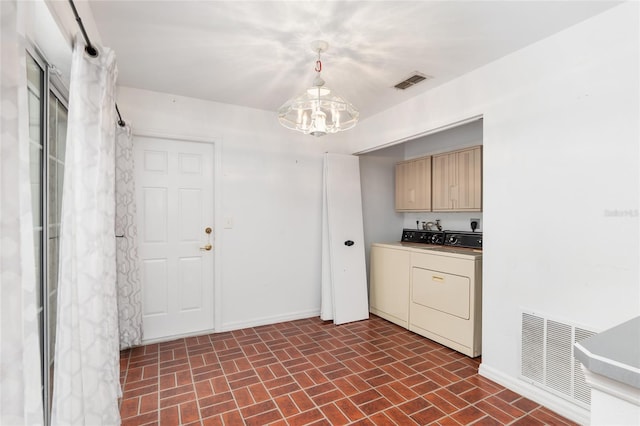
[88,1,620,120]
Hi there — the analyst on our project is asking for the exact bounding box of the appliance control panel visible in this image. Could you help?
[443,232,482,249]
[401,229,482,249]
[401,229,445,245]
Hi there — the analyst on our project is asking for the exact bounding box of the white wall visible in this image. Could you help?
[346,3,639,422]
[117,87,351,331]
[359,144,405,283]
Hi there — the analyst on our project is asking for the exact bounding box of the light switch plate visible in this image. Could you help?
[224,217,233,229]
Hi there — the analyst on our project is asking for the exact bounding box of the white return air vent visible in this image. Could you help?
[393,72,430,90]
[521,311,596,408]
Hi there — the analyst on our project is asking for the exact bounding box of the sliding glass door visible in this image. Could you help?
[26,50,68,426]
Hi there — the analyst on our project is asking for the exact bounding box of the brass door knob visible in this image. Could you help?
[200,244,212,251]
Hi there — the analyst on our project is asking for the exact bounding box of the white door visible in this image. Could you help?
[322,153,369,325]
[134,136,215,341]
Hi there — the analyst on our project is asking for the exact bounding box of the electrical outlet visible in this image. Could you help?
[470,218,480,231]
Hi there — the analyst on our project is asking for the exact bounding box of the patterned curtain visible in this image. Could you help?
[115,125,143,349]
[51,37,121,425]
[0,1,44,424]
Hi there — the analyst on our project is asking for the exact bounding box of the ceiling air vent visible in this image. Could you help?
[394,73,430,90]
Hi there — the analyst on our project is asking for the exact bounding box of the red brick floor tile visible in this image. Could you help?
[335,398,366,422]
[350,418,375,426]
[244,409,282,426]
[201,415,223,426]
[510,416,546,426]
[120,398,139,419]
[179,401,200,424]
[159,405,179,424]
[160,383,192,399]
[274,394,300,417]
[119,315,578,426]
[472,415,503,426]
[447,380,475,395]
[424,392,459,414]
[475,399,517,424]
[450,405,486,424]
[160,391,196,408]
[320,403,350,425]
[121,412,157,426]
[387,380,419,400]
[530,406,578,426]
[291,390,316,412]
[411,405,447,424]
[398,397,430,415]
[459,386,493,404]
[221,409,243,425]
[360,396,392,416]
[194,380,214,399]
[436,415,462,426]
[495,388,521,403]
[160,374,176,390]
[285,408,324,426]
[485,395,527,418]
[383,406,419,425]
[123,384,158,399]
[513,396,541,413]
[376,384,407,405]
[139,393,158,414]
[369,412,397,425]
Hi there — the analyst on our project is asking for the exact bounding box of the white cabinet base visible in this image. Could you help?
[584,367,640,425]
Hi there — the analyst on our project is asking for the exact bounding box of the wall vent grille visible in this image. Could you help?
[520,312,596,408]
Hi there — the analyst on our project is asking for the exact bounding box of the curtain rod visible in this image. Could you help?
[67,0,126,127]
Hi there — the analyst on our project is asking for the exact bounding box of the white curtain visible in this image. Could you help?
[51,38,121,425]
[115,125,142,349]
[0,1,44,424]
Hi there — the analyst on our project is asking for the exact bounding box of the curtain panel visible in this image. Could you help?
[51,38,121,425]
[0,1,45,424]
[115,125,143,349]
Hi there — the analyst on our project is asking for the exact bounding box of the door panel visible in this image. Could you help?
[135,136,214,340]
[323,153,369,325]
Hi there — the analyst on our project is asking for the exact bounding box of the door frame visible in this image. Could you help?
[132,129,224,335]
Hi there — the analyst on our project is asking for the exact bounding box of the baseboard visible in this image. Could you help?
[141,327,216,345]
[138,310,321,346]
[219,309,321,332]
[479,363,590,425]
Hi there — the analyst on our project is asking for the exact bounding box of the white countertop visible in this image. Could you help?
[574,316,640,389]
[372,242,483,260]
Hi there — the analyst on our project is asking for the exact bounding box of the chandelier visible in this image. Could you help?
[278,40,359,137]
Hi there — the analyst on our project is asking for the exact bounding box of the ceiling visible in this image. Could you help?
[88,1,620,120]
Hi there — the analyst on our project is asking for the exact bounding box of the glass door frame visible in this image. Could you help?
[26,44,69,426]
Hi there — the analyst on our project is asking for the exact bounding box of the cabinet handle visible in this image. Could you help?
[432,275,444,282]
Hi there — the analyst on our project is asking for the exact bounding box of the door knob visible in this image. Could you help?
[200,244,212,251]
[344,240,354,246]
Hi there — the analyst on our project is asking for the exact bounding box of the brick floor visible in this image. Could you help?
[119,315,578,425]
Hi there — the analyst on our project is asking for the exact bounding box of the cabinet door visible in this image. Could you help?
[395,161,413,210]
[414,157,431,210]
[432,153,453,211]
[395,157,431,211]
[456,146,482,210]
[369,246,411,328]
[433,147,482,212]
